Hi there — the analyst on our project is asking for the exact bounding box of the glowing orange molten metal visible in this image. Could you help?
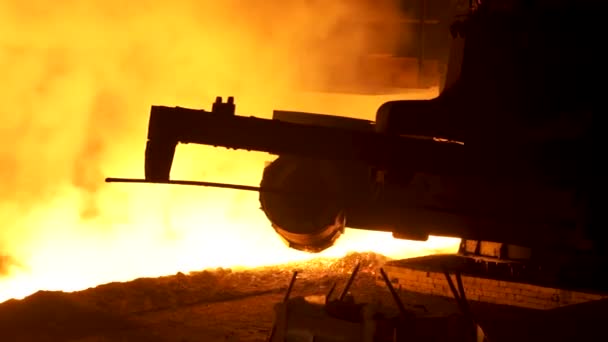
[0,0,459,303]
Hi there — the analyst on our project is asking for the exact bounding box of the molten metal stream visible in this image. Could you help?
[0,0,459,303]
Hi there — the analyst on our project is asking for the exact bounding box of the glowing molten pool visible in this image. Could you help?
[0,0,459,303]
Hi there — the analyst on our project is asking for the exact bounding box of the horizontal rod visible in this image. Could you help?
[105,177,342,199]
[105,177,262,192]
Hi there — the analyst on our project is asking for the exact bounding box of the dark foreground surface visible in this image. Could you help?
[0,253,460,342]
[2,252,607,342]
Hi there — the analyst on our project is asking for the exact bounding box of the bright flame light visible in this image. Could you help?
[0,0,460,303]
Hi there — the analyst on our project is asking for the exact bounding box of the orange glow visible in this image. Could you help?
[0,1,459,303]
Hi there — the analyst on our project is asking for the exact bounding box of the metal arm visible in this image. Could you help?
[143,97,465,182]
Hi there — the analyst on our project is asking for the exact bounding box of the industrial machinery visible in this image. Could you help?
[107,0,602,295]
[267,267,479,342]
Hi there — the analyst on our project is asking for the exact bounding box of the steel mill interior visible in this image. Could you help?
[0,0,603,341]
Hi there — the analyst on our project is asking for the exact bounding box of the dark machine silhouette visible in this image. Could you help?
[112,0,600,282]
[107,1,603,339]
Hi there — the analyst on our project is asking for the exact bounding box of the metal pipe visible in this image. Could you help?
[455,272,470,310]
[443,269,486,341]
[106,177,262,192]
[325,282,337,304]
[267,270,298,342]
[105,177,347,200]
[284,271,298,303]
[379,268,408,316]
[339,262,361,301]
[443,270,463,305]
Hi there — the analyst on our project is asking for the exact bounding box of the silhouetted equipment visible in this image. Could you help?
[266,270,299,342]
[339,263,361,301]
[267,271,474,342]
[379,268,408,317]
[107,0,603,294]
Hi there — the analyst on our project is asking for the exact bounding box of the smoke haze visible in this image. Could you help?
[0,0,453,301]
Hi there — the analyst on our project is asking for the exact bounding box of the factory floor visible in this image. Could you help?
[0,253,457,342]
[1,252,605,342]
